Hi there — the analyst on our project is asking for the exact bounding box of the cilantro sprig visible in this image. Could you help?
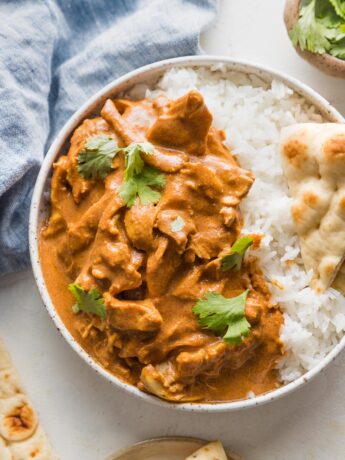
[330,37,345,57]
[123,142,154,180]
[221,236,253,272]
[77,135,120,180]
[68,283,106,319]
[119,166,165,207]
[290,0,345,59]
[330,0,345,20]
[119,143,165,208]
[77,136,165,207]
[193,290,251,345]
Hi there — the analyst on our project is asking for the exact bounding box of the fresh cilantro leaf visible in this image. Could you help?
[315,0,345,43]
[290,0,334,54]
[330,36,345,56]
[123,142,154,180]
[171,216,185,232]
[221,236,253,272]
[68,283,106,319]
[78,137,165,206]
[329,0,345,19]
[77,135,119,180]
[137,164,166,188]
[119,166,165,208]
[119,143,165,208]
[118,178,138,208]
[77,138,154,181]
[317,0,341,20]
[137,184,161,205]
[193,290,251,345]
[290,0,345,60]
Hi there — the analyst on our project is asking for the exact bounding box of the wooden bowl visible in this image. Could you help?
[284,0,345,78]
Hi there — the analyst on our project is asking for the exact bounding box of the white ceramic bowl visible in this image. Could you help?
[29,55,345,412]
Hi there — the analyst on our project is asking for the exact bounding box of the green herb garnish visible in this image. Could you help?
[119,142,165,208]
[77,135,120,180]
[330,0,345,20]
[170,216,185,232]
[290,0,345,59]
[119,166,165,207]
[193,290,251,345]
[330,36,345,57]
[68,283,106,319]
[221,236,253,272]
[123,142,154,180]
[77,137,165,207]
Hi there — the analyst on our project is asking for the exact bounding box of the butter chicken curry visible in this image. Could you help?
[40,90,283,403]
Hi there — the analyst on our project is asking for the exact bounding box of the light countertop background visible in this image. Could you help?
[1,1,344,459]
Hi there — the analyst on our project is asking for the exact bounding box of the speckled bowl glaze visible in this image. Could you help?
[284,0,345,78]
[29,55,345,412]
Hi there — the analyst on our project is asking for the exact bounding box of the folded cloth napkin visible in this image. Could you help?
[0,0,217,276]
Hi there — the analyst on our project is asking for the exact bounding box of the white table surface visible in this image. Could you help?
[1,1,345,459]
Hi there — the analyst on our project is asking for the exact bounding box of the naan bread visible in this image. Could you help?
[0,437,11,460]
[0,340,57,459]
[0,369,22,399]
[9,426,56,460]
[280,123,345,293]
[0,395,38,442]
[333,266,345,295]
[185,441,228,460]
[0,345,11,372]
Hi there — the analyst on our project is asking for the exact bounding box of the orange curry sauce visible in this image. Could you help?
[39,91,283,403]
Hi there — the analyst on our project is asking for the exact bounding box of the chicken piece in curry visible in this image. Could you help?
[40,90,283,403]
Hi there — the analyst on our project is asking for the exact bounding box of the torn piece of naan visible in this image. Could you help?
[332,262,345,295]
[280,123,345,293]
[185,441,228,460]
[0,339,57,459]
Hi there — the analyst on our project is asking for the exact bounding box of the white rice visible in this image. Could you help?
[145,66,345,383]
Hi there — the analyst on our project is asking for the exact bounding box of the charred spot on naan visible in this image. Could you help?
[291,202,306,224]
[338,195,345,214]
[303,191,320,207]
[283,139,309,168]
[323,134,345,162]
[0,395,38,442]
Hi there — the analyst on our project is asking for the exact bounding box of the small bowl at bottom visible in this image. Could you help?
[107,437,242,460]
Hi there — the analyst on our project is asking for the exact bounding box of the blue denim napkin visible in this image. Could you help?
[0,0,217,276]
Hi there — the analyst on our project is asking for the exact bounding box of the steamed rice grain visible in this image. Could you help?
[146,66,345,383]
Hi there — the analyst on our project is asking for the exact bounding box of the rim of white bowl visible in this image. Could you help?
[29,55,345,412]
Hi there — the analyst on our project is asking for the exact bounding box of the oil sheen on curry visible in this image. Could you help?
[40,90,284,403]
